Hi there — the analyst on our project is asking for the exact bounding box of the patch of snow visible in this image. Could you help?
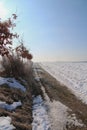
[32,95,51,130]
[0,101,22,111]
[66,113,84,128]
[46,99,68,130]
[47,100,84,130]
[0,77,26,92]
[40,62,87,104]
[34,77,41,82]
[38,76,68,130]
[0,116,15,130]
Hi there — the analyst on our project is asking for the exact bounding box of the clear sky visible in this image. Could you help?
[0,0,87,61]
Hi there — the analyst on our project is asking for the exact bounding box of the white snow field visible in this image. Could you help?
[40,62,87,104]
[0,116,15,130]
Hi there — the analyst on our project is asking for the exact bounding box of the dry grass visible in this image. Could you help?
[1,56,25,78]
[0,56,33,129]
[12,122,32,130]
[0,84,26,103]
[1,56,33,81]
[38,67,87,130]
[0,82,32,130]
[31,68,45,100]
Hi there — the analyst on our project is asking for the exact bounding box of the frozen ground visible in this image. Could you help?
[40,62,87,104]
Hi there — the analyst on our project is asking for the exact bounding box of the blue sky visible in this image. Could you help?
[0,0,87,61]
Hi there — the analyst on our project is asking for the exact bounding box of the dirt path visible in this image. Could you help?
[33,63,87,130]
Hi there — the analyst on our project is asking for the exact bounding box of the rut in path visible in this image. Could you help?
[32,65,51,130]
[33,64,68,130]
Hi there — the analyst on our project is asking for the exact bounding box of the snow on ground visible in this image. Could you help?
[40,62,87,104]
[40,82,67,130]
[40,76,83,130]
[42,83,68,130]
[33,65,84,130]
[0,77,26,92]
[32,67,51,130]
[0,101,22,111]
[67,113,84,128]
[32,95,51,130]
[0,116,15,130]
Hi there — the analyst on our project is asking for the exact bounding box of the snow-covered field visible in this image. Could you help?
[40,62,87,104]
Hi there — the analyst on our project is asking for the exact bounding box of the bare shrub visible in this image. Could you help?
[1,55,33,89]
